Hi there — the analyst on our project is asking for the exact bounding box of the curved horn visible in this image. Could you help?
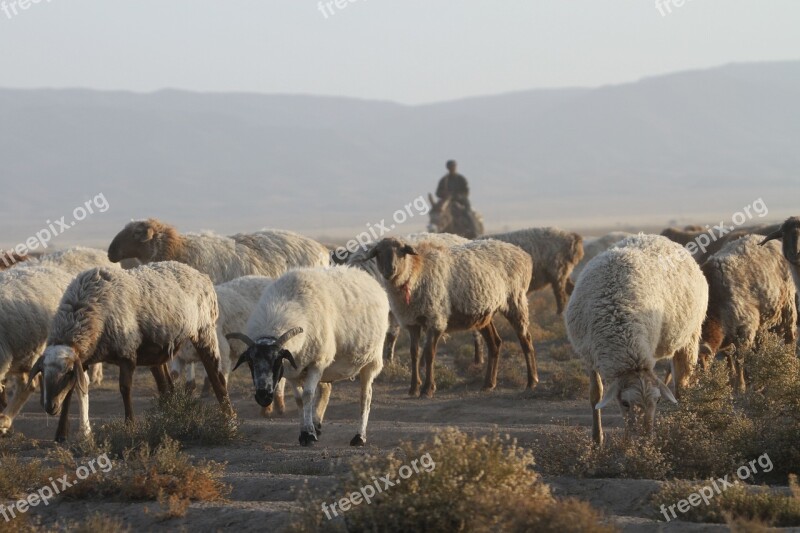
[760,230,783,246]
[278,349,299,370]
[226,332,256,347]
[277,327,304,347]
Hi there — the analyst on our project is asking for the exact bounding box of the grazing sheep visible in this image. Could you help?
[661,224,779,266]
[477,227,584,314]
[365,237,536,397]
[700,235,796,392]
[228,266,388,446]
[571,232,633,282]
[107,218,328,283]
[0,248,117,436]
[29,261,233,441]
[761,216,800,286]
[566,234,708,445]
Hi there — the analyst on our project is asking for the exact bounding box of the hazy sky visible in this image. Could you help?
[1,1,799,103]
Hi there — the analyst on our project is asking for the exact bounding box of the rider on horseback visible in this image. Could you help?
[436,160,471,211]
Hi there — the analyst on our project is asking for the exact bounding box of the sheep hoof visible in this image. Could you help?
[299,430,318,447]
[408,386,420,397]
[0,414,11,433]
[314,422,323,435]
[350,434,366,447]
[481,384,496,393]
[260,405,273,418]
[420,385,436,399]
[54,435,67,444]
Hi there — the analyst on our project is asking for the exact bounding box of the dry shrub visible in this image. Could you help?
[66,437,228,503]
[548,342,576,362]
[531,426,670,480]
[61,513,131,533]
[95,387,238,455]
[0,433,38,455]
[433,362,462,391]
[287,428,614,533]
[652,475,800,527]
[0,456,55,500]
[0,514,40,533]
[547,360,589,400]
[375,357,410,384]
[159,492,191,519]
[474,494,617,533]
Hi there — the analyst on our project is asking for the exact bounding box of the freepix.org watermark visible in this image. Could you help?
[317,0,368,19]
[332,195,430,263]
[1,0,53,21]
[659,453,773,522]
[1,453,113,522]
[655,0,693,17]
[659,198,768,270]
[0,193,110,268]
[321,452,436,520]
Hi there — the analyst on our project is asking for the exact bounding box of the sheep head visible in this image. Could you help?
[29,346,88,417]
[107,219,168,263]
[365,238,418,282]
[228,329,302,408]
[760,216,800,266]
[595,369,676,435]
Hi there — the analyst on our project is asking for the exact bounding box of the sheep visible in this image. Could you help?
[761,217,800,285]
[107,218,329,283]
[477,227,583,314]
[227,266,388,446]
[660,224,780,265]
[169,275,290,415]
[699,235,796,392]
[335,232,479,363]
[365,237,536,397]
[29,261,233,442]
[0,248,117,436]
[565,234,708,445]
[571,231,633,282]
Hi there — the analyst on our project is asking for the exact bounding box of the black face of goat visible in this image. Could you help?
[228,331,300,408]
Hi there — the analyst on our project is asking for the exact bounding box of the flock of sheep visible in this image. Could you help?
[0,214,797,448]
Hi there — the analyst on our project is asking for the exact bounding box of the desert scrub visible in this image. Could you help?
[651,475,800,527]
[65,436,229,503]
[547,359,589,400]
[287,428,615,533]
[95,386,238,455]
[548,341,576,362]
[375,357,410,384]
[0,455,55,500]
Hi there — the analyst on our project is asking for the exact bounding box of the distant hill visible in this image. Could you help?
[1,60,798,247]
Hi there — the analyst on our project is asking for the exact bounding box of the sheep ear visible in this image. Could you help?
[133,224,155,242]
[363,247,379,261]
[278,349,298,370]
[73,355,89,395]
[401,244,418,256]
[28,356,44,387]
[232,352,251,372]
[595,380,619,410]
[760,230,783,245]
[657,379,678,404]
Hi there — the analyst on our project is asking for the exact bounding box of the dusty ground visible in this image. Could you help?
[0,293,768,532]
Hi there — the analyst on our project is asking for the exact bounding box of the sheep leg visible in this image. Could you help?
[88,363,103,386]
[299,368,322,446]
[420,329,442,398]
[0,374,35,434]
[150,365,173,396]
[509,318,537,389]
[473,331,484,365]
[551,278,568,315]
[54,388,73,443]
[590,370,604,446]
[119,361,136,422]
[407,325,422,397]
[314,382,332,434]
[351,361,380,446]
[75,373,92,440]
[383,314,400,362]
[480,323,502,391]
[565,276,576,296]
[196,344,234,416]
[0,388,6,412]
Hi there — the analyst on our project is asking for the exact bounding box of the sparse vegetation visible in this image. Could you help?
[652,475,800,527]
[95,386,239,455]
[287,428,615,533]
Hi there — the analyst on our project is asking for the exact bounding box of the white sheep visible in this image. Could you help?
[565,234,708,445]
[228,266,388,446]
[107,218,329,283]
[29,261,233,441]
[365,237,536,397]
[700,235,796,391]
[0,248,117,436]
[477,227,584,314]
